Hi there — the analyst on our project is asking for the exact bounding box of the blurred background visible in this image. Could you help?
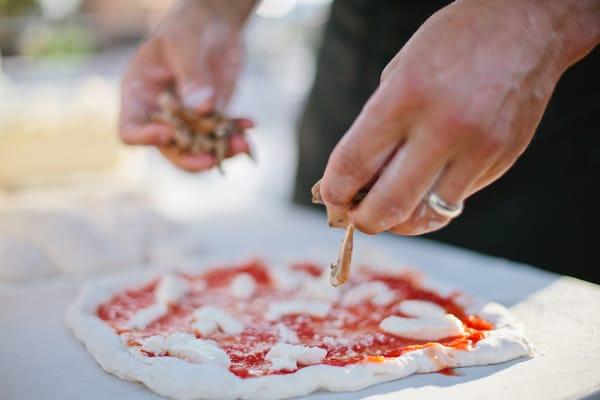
[0,0,331,218]
[0,0,335,283]
[5,0,598,287]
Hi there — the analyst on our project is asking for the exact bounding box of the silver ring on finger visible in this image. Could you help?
[426,192,463,219]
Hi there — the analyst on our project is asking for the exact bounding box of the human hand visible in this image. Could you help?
[318,0,599,235]
[119,0,255,171]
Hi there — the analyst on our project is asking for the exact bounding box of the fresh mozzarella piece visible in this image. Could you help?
[397,300,447,317]
[140,335,166,355]
[341,281,395,306]
[265,343,327,371]
[125,303,168,329]
[379,315,465,341]
[168,341,230,367]
[191,319,219,336]
[300,272,340,302]
[193,306,244,335]
[165,332,197,347]
[270,267,309,290]
[155,274,188,305]
[322,336,350,346]
[229,273,256,300]
[268,355,298,371]
[276,323,299,344]
[164,332,230,367]
[266,300,331,321]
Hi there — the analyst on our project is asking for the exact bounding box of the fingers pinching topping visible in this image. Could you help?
[312,179,367,287]
[154,91,252,174]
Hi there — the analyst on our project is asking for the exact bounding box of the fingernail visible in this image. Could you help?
[182,86,214,111]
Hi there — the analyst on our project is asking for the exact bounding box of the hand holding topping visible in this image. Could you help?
[154,92,253,174]
[318,0,598,236]
[119,0,256,172]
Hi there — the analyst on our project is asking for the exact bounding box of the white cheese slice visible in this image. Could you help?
[379,314,465,341]
[268,354,298,371]
[341,281,395,306]
[266,300,331,321]
[300,272,340,302]
[164,332,231,367]
[192,306,244,335]
[265,343,327,371]
[270,267,309,290]
[191,319,219,336]
[155,274,188,305]
[322,336,350,346]
[229,273,256,300]
[140,335,167,356]
[124,303,168,329]
[276,323,299,344]
[164,332,197,347]
[397,300,446,317]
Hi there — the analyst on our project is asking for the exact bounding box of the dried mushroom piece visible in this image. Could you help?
[311,180,368,287]
[154,92,250,173]
[330,223,355,287]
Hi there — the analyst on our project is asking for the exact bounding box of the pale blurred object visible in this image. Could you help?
[0,196,183,283]
[256,0,331,19]
[0,234,56,281]
[0,75,123,187]
[37,0,81,20]
[0,210,117,275]
[256,0,297,18]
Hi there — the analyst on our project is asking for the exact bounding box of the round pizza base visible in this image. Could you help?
[67,262,532,400]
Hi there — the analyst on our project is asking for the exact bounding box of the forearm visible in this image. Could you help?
[174,0,258,25]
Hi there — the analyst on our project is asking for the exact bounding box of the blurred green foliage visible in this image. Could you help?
[0,0,38,16]
[20,24,95,59]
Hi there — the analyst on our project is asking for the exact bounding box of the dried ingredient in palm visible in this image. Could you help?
[154,92,252,173]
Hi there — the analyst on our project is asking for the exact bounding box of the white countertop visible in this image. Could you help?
[1,206,599,400]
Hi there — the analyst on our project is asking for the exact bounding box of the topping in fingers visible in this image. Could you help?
[154,91,253,174]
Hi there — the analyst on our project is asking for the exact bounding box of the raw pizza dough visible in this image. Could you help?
[67,259,532,400]
[0,234,56,281]
[0,210,124,275]
[0,205,177,282]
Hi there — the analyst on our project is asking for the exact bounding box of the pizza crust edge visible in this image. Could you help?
[66,264,532,400]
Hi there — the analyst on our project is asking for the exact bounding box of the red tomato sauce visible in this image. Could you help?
[438,367,460,376]
[97,261,492,378]
[201,259,272,286]
[290,262,323,277]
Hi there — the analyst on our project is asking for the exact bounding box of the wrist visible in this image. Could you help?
[530,0,600,72]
